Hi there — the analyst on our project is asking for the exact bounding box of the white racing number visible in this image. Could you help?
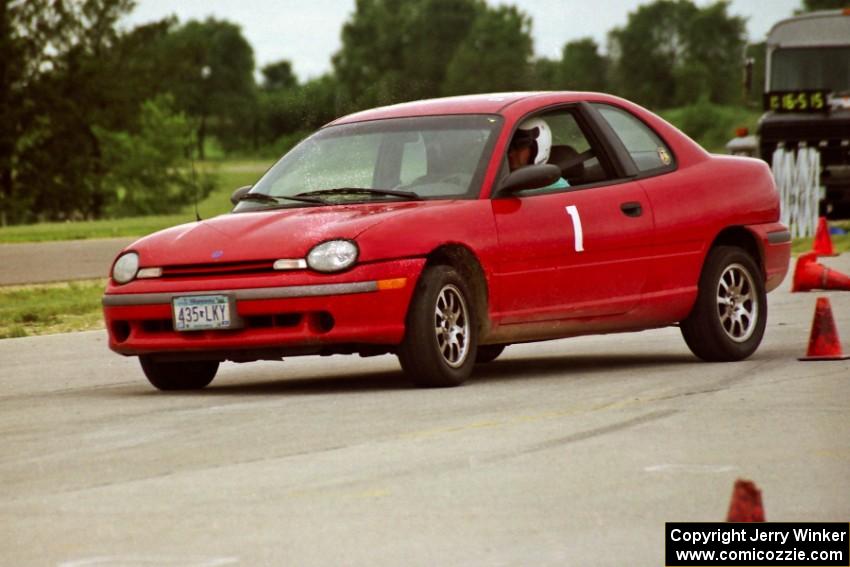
[565,205,584,252]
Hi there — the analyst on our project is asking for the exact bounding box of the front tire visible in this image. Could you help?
[398,265,478,387]
[680,246,766,361]
[139,356,218,391]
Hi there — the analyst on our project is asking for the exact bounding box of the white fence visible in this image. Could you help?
[771,147,822,238]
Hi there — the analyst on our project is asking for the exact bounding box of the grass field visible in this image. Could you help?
[659,103,762,153]
[0,279,106,339]
[0,160,272,243]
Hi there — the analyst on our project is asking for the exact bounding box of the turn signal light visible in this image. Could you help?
[377,278,407,291]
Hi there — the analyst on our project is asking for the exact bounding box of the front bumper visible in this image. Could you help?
[102,258,425,358]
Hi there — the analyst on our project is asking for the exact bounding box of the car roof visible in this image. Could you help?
[326,91,710,169]
[329,92,582,125]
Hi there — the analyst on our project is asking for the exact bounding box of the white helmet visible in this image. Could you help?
[516,117,553,165]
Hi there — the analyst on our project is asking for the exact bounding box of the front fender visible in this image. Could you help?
[355,199,499,265]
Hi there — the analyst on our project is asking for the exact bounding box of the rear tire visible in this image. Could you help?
[475,344,506,364]
[680,246,766,361]
[398,265,478,387]
[139,356,218,391]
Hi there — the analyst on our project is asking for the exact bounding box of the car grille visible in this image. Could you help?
[137,313,306,334]
[160,260,276,278]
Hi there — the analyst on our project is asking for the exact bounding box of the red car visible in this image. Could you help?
[103,92,791,390]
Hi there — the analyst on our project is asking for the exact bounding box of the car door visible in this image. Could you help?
[491,105,655,324]
[589,103,702,302]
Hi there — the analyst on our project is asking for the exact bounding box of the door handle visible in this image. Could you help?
[620,201,642,217]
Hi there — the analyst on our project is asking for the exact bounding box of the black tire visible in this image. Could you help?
[139,356,218,391]
[475,344,506,364]
[680,246,767,361]
[398,265,478,387]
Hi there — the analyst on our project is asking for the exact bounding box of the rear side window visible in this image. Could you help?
[592,104,674,173]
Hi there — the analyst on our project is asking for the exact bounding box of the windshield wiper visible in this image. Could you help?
[295,187,421,200]
[237,192,326,205]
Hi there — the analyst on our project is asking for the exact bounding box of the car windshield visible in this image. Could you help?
[770,46,850,92]
[234,114,502,211]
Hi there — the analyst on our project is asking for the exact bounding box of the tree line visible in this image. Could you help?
[0,0,836,225]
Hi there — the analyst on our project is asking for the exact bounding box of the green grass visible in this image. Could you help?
[0,160,272,243]
[792,222,850,254]
[0,279,106,338]
[659,103,762,153]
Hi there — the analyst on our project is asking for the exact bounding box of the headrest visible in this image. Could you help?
[548,145,584,180]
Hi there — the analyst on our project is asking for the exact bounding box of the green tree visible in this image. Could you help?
[332,0,482,110]
[1,0,136,223]
[262,60,297,90]
[801,0,849,9]
[557,38,608,91]
[0,0,25,224]
[678,1,746,104]
[608,0,746,108]
[96,95,209,216]
[158,18,257,158]
[259,74,340,148]
[530,57,560,90]
[608,0,698,107]
[442,5,533,95]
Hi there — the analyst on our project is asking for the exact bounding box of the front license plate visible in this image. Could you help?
[172,295,233,331]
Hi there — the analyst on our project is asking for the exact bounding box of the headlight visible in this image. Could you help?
[112,252,140,284]
[307,240,358,273]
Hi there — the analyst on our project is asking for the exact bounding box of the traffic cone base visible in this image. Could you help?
[799,354,850,361]
[799,297,850,360]
[812,217,839,257]
[792,252,850,292]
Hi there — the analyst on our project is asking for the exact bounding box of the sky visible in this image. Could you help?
[124,0,803,81]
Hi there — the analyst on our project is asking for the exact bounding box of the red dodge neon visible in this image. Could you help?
[103,92,791,390]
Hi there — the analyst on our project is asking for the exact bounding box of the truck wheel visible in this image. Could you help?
[398,265,478,387]
[475,345,506,364]
[139,356,218,391]
[681,246,766,361]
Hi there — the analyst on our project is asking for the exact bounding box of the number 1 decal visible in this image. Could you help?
[565,205,584,252]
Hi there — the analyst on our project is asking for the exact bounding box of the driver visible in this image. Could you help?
[508,118,568,189]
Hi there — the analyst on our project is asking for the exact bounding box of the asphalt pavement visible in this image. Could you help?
[0,237,133,285]
[1,256,849,566]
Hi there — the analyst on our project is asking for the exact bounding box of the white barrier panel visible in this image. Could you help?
[771,147,821,238]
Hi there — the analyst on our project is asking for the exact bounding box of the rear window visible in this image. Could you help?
[592,104,674,173]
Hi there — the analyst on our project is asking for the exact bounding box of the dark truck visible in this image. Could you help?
[727,10,850,217]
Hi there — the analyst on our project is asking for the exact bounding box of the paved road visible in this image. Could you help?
[0,238,134,285]
[1,270,849,566]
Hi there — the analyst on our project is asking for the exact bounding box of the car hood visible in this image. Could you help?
[130,202,429,266]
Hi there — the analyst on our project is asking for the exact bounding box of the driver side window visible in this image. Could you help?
[540,110,610,187]
[505,109,612,196]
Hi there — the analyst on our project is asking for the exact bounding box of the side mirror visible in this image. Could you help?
[230,185,252,205]
[498,164,561,195]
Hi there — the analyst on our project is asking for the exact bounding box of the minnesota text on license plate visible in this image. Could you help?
[173,295,232,331]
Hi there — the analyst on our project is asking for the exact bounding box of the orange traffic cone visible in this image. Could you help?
[812,217,839,257]
[799,297,850,360]
[726,479,765,522]
[792,252,850,292]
